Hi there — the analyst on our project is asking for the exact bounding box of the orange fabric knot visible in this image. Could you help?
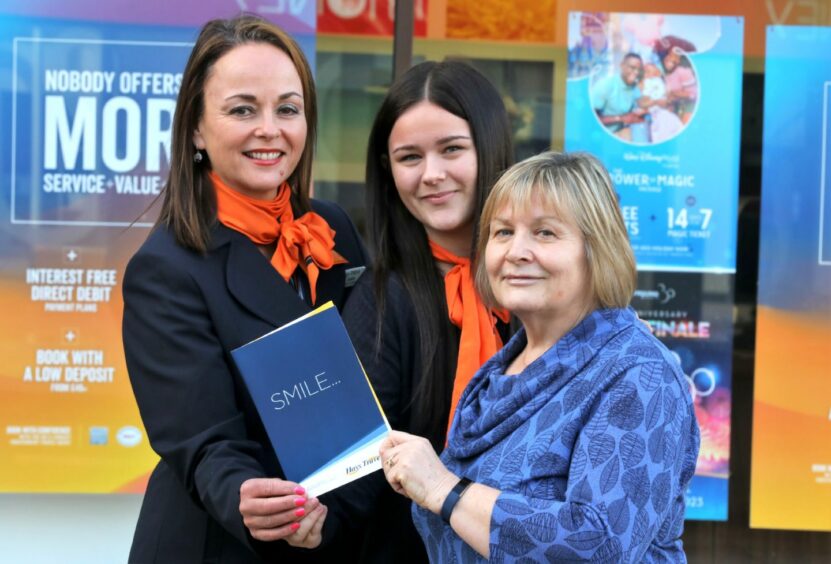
[212,172,346,304]
[272,212,346,305]
[429,240,510,437]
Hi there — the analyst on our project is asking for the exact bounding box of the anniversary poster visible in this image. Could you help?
[565,12,744,521]
[632,272,733,521]
[750,25,831,532]
[0,1,315,493]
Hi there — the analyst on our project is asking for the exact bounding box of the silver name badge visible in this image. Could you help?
[344,266,366,288]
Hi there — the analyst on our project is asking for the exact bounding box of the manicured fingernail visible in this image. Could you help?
[294,486,305,495]
[295,508,305,517]
[294,497,306,507]
[290,522,301,531]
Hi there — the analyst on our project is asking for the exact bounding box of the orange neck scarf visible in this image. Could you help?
[212,172,345,304]
[430,240,510,437]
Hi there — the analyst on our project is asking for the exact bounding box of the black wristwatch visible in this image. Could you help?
[440,477,473,524]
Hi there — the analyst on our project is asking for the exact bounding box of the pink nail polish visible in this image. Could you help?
[295,508,305,517]
[294,497,306,507]
[290,522,301,531]
[294,486,305,495]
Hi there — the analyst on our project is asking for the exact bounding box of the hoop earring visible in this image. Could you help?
[193,150,203,164]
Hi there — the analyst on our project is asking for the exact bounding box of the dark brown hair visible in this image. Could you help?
[157,14,317,251]
[653,35,697,65]
[365,60,514,445]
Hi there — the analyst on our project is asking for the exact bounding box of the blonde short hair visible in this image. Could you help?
[474,151,637,310]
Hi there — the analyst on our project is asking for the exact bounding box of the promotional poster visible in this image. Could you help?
[750,25,831,532]
[0,4,315,493]
[565,12,743,521]
[565,12,744,273]
[632,272,733,521]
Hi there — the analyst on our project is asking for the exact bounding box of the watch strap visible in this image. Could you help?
[440,477,473,524]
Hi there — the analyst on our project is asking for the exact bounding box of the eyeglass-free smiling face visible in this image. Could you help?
[620,56,643,86]
[193,42,307,200]
[387,101,478,256]
[485,200,595,330]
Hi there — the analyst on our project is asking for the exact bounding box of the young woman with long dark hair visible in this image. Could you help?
[341,60,515,563]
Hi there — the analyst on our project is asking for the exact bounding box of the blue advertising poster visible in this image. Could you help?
[0,5,316,493]
[565,13,744,273]
[9,25,193,227]
[750,26,831,532]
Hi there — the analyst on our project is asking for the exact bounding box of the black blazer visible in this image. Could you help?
[123,200,369,563]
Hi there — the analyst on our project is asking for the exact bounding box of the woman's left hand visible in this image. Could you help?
[379,430,458,514]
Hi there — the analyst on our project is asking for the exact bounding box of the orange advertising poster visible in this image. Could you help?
[0,244,158,493]
[0,16,199,493]
[445,0,557,43]
[751,308,831,530]
[751,25,831,531]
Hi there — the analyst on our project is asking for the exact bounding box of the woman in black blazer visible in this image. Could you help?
[122,15,368,563]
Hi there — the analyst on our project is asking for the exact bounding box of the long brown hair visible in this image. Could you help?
[158,14,317,252]
[365,61,514,445]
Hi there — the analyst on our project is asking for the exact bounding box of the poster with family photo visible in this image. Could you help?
[565,12,744,273]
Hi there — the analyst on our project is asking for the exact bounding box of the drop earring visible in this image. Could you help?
[193,150,203,163]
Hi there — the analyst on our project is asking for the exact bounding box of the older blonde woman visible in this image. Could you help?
[379,151,700,563]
